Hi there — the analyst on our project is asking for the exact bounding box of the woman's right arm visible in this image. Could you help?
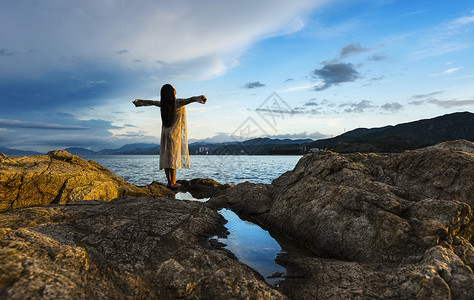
[133,99,161,107]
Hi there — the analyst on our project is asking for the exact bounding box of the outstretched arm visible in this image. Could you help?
[176,95,207,107]
[133,99,161,107]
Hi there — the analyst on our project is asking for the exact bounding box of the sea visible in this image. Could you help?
[79,154,301,186]
[79,154,304,285]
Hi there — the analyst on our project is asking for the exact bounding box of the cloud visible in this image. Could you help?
[381,102,403,112]
[0,0,328,125]
[410,10,474,59]
[339,42,371,59]
[411,91,444,99]
[322,42,371,65]
[0,119,89,130]
[367,53,387,61]
[0,1,323,78]
[429,67,461,76]
[284,78,294,82]
[340,100,375,113]
[244,81,266,89]
[311,63,360,91]
[0,116,129,152]
[428,99,474,108]
[282,84,315,92]
[303,98,320,106]
[255,108,297,115]
[408,100,425,106]
[0,48,17,57]
[449,10,474,27]
[443,67,461,74]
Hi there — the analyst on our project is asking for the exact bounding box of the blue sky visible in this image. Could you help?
[1,0,473,152]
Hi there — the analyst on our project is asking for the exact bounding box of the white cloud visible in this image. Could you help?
[429,67,462,77]
[409,10,474,60]
[281,84,315,92]
[443,67,461,74]
[0,0,328,79]
[448,10,474,27]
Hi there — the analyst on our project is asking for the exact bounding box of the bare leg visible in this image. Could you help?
[164,168,181,188]
[165,168,173,186]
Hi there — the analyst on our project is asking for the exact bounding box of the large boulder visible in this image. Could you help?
[0,150,174,212]
[0,197,284,299]
[177,178,234,199]
[208,140,474,299]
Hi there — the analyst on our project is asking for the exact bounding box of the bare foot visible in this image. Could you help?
[170,183,182,189]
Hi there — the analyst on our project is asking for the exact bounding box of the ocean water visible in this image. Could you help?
[79,154,300,186]
[79,154,303,285]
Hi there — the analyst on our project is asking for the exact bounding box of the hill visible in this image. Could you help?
[305,111,474,153]
[0,147,42,156]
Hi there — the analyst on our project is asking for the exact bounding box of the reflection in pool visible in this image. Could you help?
[216,209,286,285]
[174,193,309,286]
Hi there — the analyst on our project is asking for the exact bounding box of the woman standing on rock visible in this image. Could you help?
[133,84,206,189]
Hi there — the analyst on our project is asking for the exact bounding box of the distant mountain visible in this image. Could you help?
[305,111,474,153]
[189,134,238,144]
[97,143,158,154]
[63,143,159,155]
[64,147,96,155]
[0,147,42,156]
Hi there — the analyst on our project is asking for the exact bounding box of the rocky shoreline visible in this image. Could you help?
[1,140,473,299]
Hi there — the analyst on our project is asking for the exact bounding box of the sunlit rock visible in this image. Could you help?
[209,140,474,299]
[0,150,174,212]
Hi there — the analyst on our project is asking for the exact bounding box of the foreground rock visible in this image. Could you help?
[0,150,174,212]
[209,140,474,299]
[0,197,284,299]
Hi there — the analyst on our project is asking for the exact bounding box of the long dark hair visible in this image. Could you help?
[160,84,176,127]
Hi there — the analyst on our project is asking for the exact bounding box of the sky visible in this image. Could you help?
[1,0,473,152]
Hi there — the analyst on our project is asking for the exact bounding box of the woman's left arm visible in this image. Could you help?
[176,95,207,107]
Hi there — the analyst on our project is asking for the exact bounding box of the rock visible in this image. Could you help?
[423,139,474,153]
[0,150,174,213]
[176,178,233,199]
[208,140,474,299]
[276,246,473,300]
[0,153,7,158]
[0,197,284,299]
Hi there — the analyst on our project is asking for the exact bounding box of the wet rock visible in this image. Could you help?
[0,150,174,213]
[0,197,284,299]
[209,140,474,299]
[177,178,233,199]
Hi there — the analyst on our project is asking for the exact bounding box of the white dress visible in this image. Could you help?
[133,96,202,169]
[159,97,202,169]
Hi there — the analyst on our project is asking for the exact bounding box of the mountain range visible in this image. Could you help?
[304,111,474,153]
[1,111,472,156]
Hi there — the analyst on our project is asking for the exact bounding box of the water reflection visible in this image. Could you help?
[217,209,286,285]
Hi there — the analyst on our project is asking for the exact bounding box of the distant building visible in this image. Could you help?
[198,146,208,152]
[297,145,307,151]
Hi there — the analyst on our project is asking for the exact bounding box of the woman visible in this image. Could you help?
[133,84,206,188]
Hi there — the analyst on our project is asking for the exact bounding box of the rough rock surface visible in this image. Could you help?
[177,178,234,199]
[0,150,174,212]
[0,197,284,299]
[209,140,474,299]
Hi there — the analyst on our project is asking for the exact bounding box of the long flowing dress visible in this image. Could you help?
[159,97,201,170]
